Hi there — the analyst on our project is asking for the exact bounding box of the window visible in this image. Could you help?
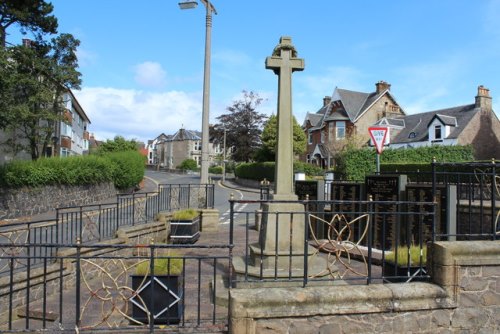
[336,121,346,140]
[434,125,442,140]
[194,141,201,151]
[408,132,416,139]
[308,132,313,144]
[321,131,325,143]
[306,154,310,163]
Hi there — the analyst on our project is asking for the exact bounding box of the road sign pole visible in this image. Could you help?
[376,153,380,174]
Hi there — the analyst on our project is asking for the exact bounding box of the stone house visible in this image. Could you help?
[149,129,222,169]
[302,81,405,168]
[381,86,500,160]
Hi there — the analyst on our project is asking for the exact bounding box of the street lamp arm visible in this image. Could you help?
[199,0,217,14]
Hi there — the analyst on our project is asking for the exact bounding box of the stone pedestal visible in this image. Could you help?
[200,208,219,232]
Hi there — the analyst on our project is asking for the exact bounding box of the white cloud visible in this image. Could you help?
[74,87,201,143]
[133,61,167,88]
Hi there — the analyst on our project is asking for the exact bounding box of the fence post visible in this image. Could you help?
[367,195,373,285]
[75,238,81,329]
[303,196,310,287]
[492,158,497,240]
[431,157,437,241]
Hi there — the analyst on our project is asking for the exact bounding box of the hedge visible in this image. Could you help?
[337,145,475,181]
[234,161,324,181]
[0,150,145,189]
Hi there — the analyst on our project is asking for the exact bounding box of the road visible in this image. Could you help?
[145,170,261,226]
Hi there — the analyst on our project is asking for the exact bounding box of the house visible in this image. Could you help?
[384,86,500,160]
[302,81,405,168]
[57,90,91,157]
[149,129,222,169]
[0,88,90,164]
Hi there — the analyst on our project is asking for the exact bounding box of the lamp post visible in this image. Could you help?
[179,0,217,185]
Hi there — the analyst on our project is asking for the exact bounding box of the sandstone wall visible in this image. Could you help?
[0,183,117,220]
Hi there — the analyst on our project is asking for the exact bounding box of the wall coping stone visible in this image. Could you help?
[230,282,454,320]
[431,240,500,266]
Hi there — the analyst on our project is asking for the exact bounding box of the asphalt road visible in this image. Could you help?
[145,170,261,226]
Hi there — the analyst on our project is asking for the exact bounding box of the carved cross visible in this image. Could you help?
[265,36,304,199]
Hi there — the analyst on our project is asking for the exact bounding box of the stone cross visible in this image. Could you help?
[266,36,304,200]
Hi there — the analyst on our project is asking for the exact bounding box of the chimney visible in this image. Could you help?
[323,96,331,107]
[375,81,391,94]
[475,85,492,111]
[22,39,32,48]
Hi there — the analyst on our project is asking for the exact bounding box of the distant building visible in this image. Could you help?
[0,89,90,164]
[148,129,221,169]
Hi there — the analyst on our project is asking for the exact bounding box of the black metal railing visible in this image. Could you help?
[230,199,435,286]
[0,242,231,333]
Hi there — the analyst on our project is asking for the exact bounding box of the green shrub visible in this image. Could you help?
[293,161,324,176]
[0,150,144,189]
[235,162,275,181]
[104,150,145,189]
[208,166,223,174]
[337,145,474,181]
[135,254,183,276]
[178,159,198,171]
[385,245,427,266]
[171,208,199,220]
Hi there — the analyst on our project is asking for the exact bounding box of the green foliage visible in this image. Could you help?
[385,245,427,266]
[0,151,144,189]
[94,136,139,154]
[135,254,183,276]
[336,145,474,181]
[177,159,198,171]
[171,208,199,220]
[235,162,275,181]
[213,91,267,162]
[105,150,145,189]
[257,114,306,161]
[208,165,223,174]
[293,161,325,177]
[235,161,325,181]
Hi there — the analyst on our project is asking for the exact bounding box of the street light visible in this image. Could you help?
[178,0,217,185]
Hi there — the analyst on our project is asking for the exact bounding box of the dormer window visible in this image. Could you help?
[434,125,442,140]
[408,132,416,139]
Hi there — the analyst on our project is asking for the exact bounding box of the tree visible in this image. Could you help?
[95,136,139,154]
[1,34,81,160]
[0,0,58,47]
[256,114,306,161]
[213,91,267,162]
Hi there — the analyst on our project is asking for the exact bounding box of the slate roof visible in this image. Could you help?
[303,112,323,128]
[170,129,201,141]
[391,104,478,144]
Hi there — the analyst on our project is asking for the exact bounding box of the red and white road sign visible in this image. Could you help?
[368,127,388,154]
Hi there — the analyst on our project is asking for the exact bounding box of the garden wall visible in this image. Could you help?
[0,183,117,220]
[230,240,500,333]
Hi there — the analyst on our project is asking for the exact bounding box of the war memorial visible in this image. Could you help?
[0,36,498,334]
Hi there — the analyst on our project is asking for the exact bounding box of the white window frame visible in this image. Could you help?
[336,121,346,140]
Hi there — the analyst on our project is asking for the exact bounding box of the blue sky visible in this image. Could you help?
[6,0,500,143]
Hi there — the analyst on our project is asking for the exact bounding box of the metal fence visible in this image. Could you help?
[0,242,231,333]
[230,198,435,287]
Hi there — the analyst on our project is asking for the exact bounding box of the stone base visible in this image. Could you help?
[200,209,219,232]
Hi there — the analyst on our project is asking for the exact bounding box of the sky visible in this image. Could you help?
[6,0,500,144]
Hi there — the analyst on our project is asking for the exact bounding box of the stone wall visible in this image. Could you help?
[230,240,500,333]
[0,182,117,220]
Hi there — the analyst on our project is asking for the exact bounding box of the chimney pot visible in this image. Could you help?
[475,85,492,111]
[323,96,331,107]
[376,81,391,94]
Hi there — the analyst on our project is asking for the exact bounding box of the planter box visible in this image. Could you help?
[130,274,183,324]
[170,216,200,244]
[383,262,427,283]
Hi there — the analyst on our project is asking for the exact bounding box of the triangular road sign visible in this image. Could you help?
[368,127,388,154]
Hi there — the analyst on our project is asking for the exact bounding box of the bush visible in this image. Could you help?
[0,150,144,189]
[208,166,223,174]
[135,253,183,276]
[234,161,326,181]
[336,145,474,181]
[104,150,145,189]
[171,208,199,220]
[177,159,198,171]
